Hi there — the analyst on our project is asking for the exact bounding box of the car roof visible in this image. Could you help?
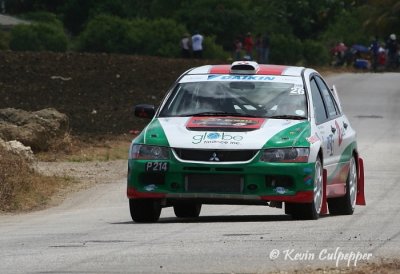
[186,61,306,77]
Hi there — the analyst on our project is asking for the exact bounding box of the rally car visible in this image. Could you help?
[127,61,365,222]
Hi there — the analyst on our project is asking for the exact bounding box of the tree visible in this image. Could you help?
[361,0,400,38]
[174,0,252,51]
[10,22,68,52]
[77,15,139,54]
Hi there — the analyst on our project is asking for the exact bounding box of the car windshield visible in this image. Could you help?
[158,78,308,119]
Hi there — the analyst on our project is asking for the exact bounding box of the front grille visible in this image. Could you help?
[174,149,257,162]
[139,173,165,185]
[265,175,294,188]
[186,174,243,193]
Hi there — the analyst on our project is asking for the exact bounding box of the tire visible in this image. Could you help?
[328,156,357,215]
[287,157,323,220]
[129,199,161,223]
[173,202,202,218]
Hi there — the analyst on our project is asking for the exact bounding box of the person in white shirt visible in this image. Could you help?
[191,31,204,59]
[180,33,191,58]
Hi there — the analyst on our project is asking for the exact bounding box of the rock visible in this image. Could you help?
[0,138,35,161]
[0,108,69,151]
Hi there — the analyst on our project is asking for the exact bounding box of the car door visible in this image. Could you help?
[309,75,342,180]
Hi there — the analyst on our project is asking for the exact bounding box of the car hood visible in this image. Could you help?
[135,116,311,149]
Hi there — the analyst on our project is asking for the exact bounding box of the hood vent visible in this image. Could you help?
[230,61,259,74]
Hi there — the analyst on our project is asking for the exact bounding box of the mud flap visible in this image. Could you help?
[320,168,328,215]
[356,157,366,205]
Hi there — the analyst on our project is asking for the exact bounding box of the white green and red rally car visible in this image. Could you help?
[127,61,365,222]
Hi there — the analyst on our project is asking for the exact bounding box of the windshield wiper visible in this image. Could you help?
[268,115,307,120]
[187,111,258,117]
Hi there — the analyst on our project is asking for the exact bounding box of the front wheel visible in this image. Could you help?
[173,202,202,218]
[286,157,323,220]
[129,199,161,223]
[328,156,357,215]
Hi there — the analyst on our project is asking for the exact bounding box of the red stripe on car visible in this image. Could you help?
[127,187,166,199]
[257,65,289,75]
[209,65,231,74]
[261,190,313,203]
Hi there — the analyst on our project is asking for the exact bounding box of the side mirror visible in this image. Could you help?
[134,104,155,119]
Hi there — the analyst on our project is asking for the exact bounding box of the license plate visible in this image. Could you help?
[145,162,169,172]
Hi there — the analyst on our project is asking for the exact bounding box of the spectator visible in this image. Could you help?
[331,42,348,66]
[233,37,243,61]
[386,33,399,69]
[255,34,262,62]
[378,43,387,67]
[243,32,254,60]
[180,33,191,58]
[369,36,379,71]
[261,33,270,64]
[191,31,204,59]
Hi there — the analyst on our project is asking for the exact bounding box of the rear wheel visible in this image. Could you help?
[129,199,161,223]
[286,157,323,220]
[328,156,357,215]
[173,202,202,218]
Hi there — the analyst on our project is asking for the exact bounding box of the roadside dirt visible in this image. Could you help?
[32,159,126,208]
[35,159,126,186]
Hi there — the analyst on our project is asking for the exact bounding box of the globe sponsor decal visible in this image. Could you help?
[207,132,220,139]
[192,132,244,145]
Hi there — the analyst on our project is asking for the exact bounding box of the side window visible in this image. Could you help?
[310,78,327,124]
[315,76,340,118]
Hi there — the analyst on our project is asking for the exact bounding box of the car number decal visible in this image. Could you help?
[145,162,169,172]
[289,86,305,95]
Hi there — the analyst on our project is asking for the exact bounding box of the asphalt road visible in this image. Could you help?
[1,72,400,273]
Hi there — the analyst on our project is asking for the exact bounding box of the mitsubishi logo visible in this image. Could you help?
[209,152,220,161]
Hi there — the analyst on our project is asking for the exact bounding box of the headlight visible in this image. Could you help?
[129,144,170,160]
[260,148,309,163]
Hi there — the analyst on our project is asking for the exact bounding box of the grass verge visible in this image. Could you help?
[36,133,132,162]
[0,146,77,212]
[1,134,132,212]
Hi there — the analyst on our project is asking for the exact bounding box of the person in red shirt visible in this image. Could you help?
[243,32,254,60]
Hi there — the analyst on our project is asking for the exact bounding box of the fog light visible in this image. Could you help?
[247,184,258,190]
[171,182,179,189]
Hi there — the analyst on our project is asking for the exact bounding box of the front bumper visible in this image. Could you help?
[127,159,316,204]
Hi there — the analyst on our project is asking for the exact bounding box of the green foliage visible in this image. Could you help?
[302,40,330,66]
[4,0,399,62]
[10,23,68,52]
[77,15,188,57]
[203,35,229,60]
[269,34,303,65]
[20,11,63,28]
[0,30,10,50]
[77,15,139,54]
[248,1,291,36]
[77,14,228,58]
[284,0,346,40]
[320,10,370,47]
[61,0,94,35]
[137,18,187,57]
[360,0,400,38]
[174,0,252,51]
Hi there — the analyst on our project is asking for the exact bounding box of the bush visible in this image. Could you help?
[77,15,139,54]
[0,146,57,211]
[21,11,64,28]
[203,35,229,60]
[0,30,10,50]
[302,40,330,66]
[320,10,370,48]
[270,34,303,65]
[139,18,187,57]
[10,23,68,52]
